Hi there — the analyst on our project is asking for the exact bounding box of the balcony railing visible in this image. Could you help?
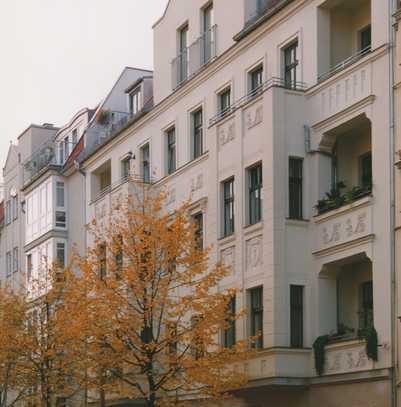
[171,25,217,90]
[209,76,307,127]
[318,46,371,83]
[23,141,59,187]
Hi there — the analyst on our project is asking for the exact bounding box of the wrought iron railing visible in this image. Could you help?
[23,141,59,186]
[171,25,217,90]
[318,46,371,83]
[91,174,155,204]
[209,76,307,127]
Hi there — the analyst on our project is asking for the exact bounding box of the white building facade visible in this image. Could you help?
[1,0,400,406]
[80,0,396,406]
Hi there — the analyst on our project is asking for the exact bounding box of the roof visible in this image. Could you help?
[152,0,172,28]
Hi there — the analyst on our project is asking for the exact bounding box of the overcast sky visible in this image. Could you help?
[0,0,167,171]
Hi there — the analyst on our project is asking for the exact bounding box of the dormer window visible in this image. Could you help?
[129,86,142,116]
[72,128,78,145]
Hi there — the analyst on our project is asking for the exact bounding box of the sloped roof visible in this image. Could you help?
[152,0,172,28]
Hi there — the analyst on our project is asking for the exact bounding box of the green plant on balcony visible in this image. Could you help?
[313,335,329,376]
[358,326,378,362]
[95,108,111,126]
[316,181,372,215]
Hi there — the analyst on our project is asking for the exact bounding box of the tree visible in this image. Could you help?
[61,184,251,407]
[0,267,81,407]
[0,289,30,407]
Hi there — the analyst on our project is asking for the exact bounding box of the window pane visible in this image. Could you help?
[141,144,150,183]
[56,243,66,268]
[167,128,176,174]
[290,285,304,348]
[249,287,263,349]
[289,158,303,219]
[193,212,203,250]
[360,25,371,50]
[223,178,234,236]
[284,41,298,88]
[248,164,262,225]
[223,296,236,348]
[56,182,65,207]
[192,110,203,159]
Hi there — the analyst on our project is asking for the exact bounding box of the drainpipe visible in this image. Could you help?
[389,0,397,406]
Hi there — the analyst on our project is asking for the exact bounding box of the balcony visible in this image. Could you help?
[171,25,217,89]
[316,254,377,376]
[317,0,371,83]
[23,141,60,187]
[209,76,307,127]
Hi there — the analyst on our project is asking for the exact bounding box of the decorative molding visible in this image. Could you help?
[190,174,204,193]
[246,236,263,270]
[166,187,176,205]
[221,246,235,275]
[218,121,236,148]
[246,105,263,130]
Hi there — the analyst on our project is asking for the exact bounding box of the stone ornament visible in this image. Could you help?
[246,236,262,270]
[246,105,263,130]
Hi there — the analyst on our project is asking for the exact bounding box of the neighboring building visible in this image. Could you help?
[0,124,59,292]
[80,0,395,406]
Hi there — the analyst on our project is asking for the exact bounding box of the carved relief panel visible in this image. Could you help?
[246,236,263,273]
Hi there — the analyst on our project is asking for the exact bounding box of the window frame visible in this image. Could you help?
[166,126,177,175]
[222,177,235,237]
[223,296,236,348]
[191,108,204,160]
[249,286,263,349]
[56,242,66,269]
[248,64,264,97]
[359,152,372,189]
[247,163,263,225]
[140,143,151,183]
[12,247,18,273]
[218,86,231,117]
[288,157,303,220]
[359,25,372,51]
[128,86,142,116]
[290,285,304,348]
[283,40,299,89]
[121,156,131,181]
[192,212,204,250]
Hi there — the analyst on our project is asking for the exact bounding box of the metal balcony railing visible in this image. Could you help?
[23,141,59,186]
[209,76,307,127]
[172,25,217,90]
[318,46,371,83]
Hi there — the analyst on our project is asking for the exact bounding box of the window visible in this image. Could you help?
[55,211,66,228]
[223,296,236,348]
[129,87,142,116]
[99,244,107,279]
[115,235,123,276]
[193,212,203,250]
[56,182,65,207]
[359,281,373,331]
[248,164,262,225]
[290,285,304,348]
[178,25,188,83]
[359,152,372,189]
[191,315,205,359]
[141,143,150,183]
[72,128,78,145]
[166,127,176,175]
[56,242,66,268]
[202,3,214,64]
[218,87,231,116]
[121,157,131,180]
[283,41,299,88]
[56,397,67,407]
[63,137,69,162]
[360,25,371,51]
[58,142,64,165]
[5,200,11,225]
[249,64,263,96]
[249,287,263,349]
[27,254,33,282]
[289,158,303,219]
[192,109,203,159]
[12,195,18,220]
[6,252,11,277]
[222,178,234,237]
[167,321,178,357]
[12,248,18,273]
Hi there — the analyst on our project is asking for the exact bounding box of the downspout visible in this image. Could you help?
[389,0,397,406]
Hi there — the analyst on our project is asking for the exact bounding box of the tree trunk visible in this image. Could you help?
[99,388,106,407]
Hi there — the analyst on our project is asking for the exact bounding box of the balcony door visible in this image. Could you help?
[202,3,214,64]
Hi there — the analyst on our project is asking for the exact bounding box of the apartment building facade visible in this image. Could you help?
[78,0,395,406]
[0,0,399,406]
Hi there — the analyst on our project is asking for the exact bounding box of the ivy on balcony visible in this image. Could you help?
[315,182,372,215]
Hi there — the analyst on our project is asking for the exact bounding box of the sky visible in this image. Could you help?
[0,0,168,171]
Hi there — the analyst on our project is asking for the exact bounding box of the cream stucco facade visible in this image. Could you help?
[1,0,400,406]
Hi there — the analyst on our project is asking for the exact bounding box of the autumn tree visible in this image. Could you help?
[0,289,30,407]
[0,265,83,407]
[61,184,252,407]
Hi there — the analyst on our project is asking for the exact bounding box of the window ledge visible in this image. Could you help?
[285,218,310,227]
[218,233,236,246]
[243,221,263,236]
